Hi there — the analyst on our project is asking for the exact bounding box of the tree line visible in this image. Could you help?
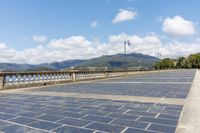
[153,53,200,69]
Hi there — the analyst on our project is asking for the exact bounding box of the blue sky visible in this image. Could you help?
[0,0,200,64]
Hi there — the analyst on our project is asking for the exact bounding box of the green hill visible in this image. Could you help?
[0,53,159,71]
[76,53,159,70]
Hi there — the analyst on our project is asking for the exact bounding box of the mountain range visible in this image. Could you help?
[0,53,159,72]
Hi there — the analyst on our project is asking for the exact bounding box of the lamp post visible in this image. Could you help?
[157,53,162,71]
[124,40,131,70]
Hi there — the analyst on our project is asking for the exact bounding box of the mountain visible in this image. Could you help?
[76,53,159,69]
[0,53,159,71]
[0,63,34,72]
[25,66,56,72]
[0,60,86,72]
[39,60,86,70]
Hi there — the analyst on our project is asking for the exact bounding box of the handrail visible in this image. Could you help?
[0,69,147,74]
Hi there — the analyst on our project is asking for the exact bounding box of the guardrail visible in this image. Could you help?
[0,70,157,90]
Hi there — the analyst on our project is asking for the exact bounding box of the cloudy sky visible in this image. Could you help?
[0,0,200,64]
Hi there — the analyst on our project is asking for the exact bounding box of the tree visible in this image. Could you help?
[153,58,175,69]
[153,53,200,69]
[187,53,200,68]
[176,57,190,68]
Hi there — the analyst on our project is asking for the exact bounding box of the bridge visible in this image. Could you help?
[0,69,199,133]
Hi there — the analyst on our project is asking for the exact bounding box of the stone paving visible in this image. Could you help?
[31,70,195,99]
[0,94,182,133]
[0,69,197,133]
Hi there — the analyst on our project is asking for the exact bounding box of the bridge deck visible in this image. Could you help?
[0,69,198,133]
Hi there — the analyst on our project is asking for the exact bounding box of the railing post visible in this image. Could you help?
[126,71,128,76]
[71,72,76,82]
[104,71,109,78]
[124,71,128,76]
[0,73,4,90]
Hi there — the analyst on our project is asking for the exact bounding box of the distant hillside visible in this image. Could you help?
[77,53,159,69]
[39,60,86,70]
[0,53,159,71]
[25,66,56,72]
[0,63,34,72]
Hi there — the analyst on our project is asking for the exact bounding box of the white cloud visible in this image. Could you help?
[162,15,196,36]
[48,36,91,50]
[0,43,18,63]
[108,33,200,58]
[91,20,98,28]
[32,35,48,43]
[112,9,137,24]
[0,33,200,64]
[108,33,162,56]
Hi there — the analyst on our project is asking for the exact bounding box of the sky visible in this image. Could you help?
[0,0,200,64]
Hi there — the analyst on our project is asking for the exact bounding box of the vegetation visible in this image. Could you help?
[153,58,175,69]
[153,53,200,69]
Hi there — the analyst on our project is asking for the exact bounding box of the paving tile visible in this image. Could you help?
[36,114,63,122]
[94,131,107,133]
[98,104,123,109]
[0,121,13,129]
[148,123,176,133]
[43,105,64,111]
[107,113,139,120]
[86,122,125,133]
[18,111,41,118]
[1,124,48,133]
[60,111,85,118]
[0,108,23,114]
[124,127,161,133]
[62,107,84,113]
[126,110,157,117]
[165,105,183,111]
[139,117,178,126]
[80,105,102,110]
[0,113,17,120]
[80,110,109,117]
[53,125,94,133]
[25,107,46,113]
[28,120,61,130]
[158,114,180,120]
[110,118,149,129]
[57,117,92,127]
[123,106,149,112]
[9,117,38,125]
[82,115,113,123]
[149,108,182,116]
[100,107,127,113]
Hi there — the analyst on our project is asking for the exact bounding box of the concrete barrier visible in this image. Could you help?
[0,70,165,90]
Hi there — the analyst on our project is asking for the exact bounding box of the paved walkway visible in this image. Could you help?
[176,69,200,133]
[0,69,198,133]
